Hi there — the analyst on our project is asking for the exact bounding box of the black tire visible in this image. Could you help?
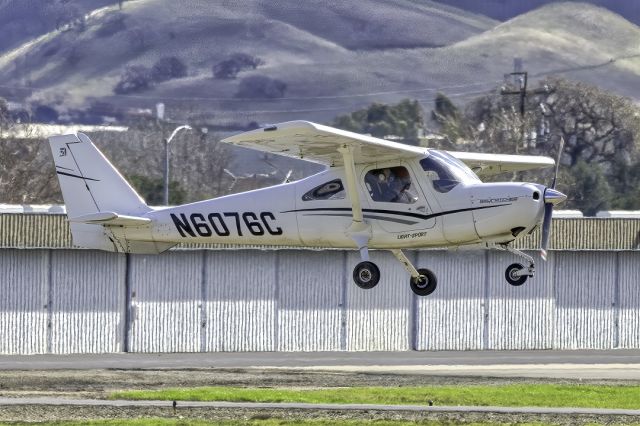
[410,268,437,296]
[353,261,380,289]
[505,263,528,286]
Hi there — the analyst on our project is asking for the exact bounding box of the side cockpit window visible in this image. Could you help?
[302,179,346,201]
[364,166,417,204]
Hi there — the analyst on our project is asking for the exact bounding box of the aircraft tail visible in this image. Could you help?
[48,132,173,254]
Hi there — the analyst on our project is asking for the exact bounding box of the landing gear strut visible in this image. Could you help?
[500,245,535,286]
[391,249,437,296]
[350,249,438,296]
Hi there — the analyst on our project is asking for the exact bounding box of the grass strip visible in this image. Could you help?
[110,384,640,409]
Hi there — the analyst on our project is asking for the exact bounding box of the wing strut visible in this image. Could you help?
[338,145,371,260]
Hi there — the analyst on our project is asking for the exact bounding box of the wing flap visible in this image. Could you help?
[222,121,425,166]
[449,151,555,176]
[69,211,151,226]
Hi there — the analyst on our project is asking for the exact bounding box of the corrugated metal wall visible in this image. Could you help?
[49,250,126,354]
[554,252,617,350]
[619,252,640,349]
[205,251,277,352]
[3,247,640,354]
[0,250,48,354]
[415,250,485,351]
[346,251,411,351]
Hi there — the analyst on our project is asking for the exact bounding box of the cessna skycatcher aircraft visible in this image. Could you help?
[48,121,566,296]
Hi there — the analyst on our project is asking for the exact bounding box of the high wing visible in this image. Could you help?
[222,121,426,166]
[448,151,555,177]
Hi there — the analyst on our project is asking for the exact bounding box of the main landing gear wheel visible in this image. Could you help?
[353,261,380,289]
[505,263,528,286]
[410,268,437,296]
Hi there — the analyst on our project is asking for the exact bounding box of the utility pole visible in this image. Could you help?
[163,125,192,205]
[501,71,528,117]
[501,71,528,150]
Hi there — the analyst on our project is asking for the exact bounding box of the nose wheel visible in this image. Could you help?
[505,263,528,286]
[501,245,535,286]
[353,261,380,289]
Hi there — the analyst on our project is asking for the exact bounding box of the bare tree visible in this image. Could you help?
[92,120,231,204]
[1,117,232,205]
[434,77,640,211]
[0,121,62,204]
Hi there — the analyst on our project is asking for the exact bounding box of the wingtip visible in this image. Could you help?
[222,120,321,143]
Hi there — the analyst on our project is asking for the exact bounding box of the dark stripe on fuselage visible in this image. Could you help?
[56,171,100,181]
[302,213,419,225]
[281,204,510,221]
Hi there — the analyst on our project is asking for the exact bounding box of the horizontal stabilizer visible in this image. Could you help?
[69,212,151,226]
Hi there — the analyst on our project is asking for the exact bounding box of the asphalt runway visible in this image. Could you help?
[2,350,640,379]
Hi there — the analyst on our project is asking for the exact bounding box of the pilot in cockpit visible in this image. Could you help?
[365,166,416,204]
[391,167,417,203]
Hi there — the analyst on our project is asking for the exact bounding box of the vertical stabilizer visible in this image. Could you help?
[49,133,171,253]
[49,132,150,217]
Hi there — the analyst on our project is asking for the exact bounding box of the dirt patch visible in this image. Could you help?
[0,369,639,424]
[0,405,639,425]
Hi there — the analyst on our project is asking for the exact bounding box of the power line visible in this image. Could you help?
[0,80,502,102]
[2,52,638,104]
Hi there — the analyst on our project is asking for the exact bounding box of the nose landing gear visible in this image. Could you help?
[501,245,535,286]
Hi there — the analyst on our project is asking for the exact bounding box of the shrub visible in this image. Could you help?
[114,65,152,94]
[235,75,287,99]
[213,53,263,79]
[151,56,187,82]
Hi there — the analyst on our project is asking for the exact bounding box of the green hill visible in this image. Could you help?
[0,0,494,123]
[1,1,639,128]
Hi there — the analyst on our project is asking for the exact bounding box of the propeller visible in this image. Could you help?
[540,137,567,261]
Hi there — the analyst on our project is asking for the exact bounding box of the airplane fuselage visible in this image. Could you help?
[138,157,546,250]
[48,122,565,296]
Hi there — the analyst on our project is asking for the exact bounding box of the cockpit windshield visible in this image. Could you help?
[420,150,481,193]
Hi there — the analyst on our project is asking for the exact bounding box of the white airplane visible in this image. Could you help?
[48,121,566,296]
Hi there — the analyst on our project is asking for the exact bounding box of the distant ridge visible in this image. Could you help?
[0,1,639,127]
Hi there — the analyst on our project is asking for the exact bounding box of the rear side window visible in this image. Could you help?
[302,179,345,201]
